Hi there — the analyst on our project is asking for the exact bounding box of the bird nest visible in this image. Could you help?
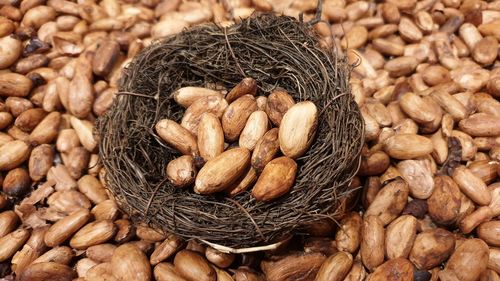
[96,14,364,249]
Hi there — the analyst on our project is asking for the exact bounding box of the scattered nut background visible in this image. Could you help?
[0,0,499,280]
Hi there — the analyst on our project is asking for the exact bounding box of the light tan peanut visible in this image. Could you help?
[335,212,362,253]
[477,220,500,247]
[114,219,135,244]
[69,220,117,250]
[0,36,22,69]
[0,228,30,262]
[0,18,14,38]
[0,140,30,171]
[422,65,450,86]
[174,250,216,281]
[77,175,108,204]
[91,199,119,221]
[13,54,49,75]
[452,165,491,206]
[360,216,384,272]
[372,38,404,56]
[397,159,434,199]
[383,134,433,160]
[19,262,75,281]
[385,215,417,259]
[14,108,47,132]
[0,210,18,238]
[68,69,94,119]
[173,87,223,108]
[29,144,53,181]
[430,90,467,121]
[6,97,34,118]
[343,261,366,281]
[445,239,489,281]
[265,89,295,126]
[86,244,116,263]
[197,113,224,161]
[3,167,30,197]
[150,235,183,265]
[341,26,368,49]
[365,179,408,225]
[226,78,257,103]
[369,258,414,281]
[315,251,353,281]
[70,117,97,152]
[135,225,166,243]
[404,43,432,64]
[0,111,12,130]
[166,155,196,188]
[409,228,455,270]
[251,128,279,172]
[221,95,258,141]
[93,87,116,116]
[76,258,98,278]
[428,175,462,225]
[385,56,418,77]
[279,101,317,159]
[358,150,390,176]
[225,166,257,197]
[66,146,90,179]
[261,253,326,281]
[195,148,250,194]
[451,66,490,92]
[92,39,120,77]
[349,50,376,79]
[468,160,498,185]
[32,246,74,265]
[156,119,198,156]
[154,263,187,281]
[44,209,91,247]
[365,100,392,127]
[256,96,267,111]
[381,3,400,23]
[392,119,418,135]
[205,247,235,268]
[252,156,297,202]
[361,107,380,141]
[111,244,151,281]
[457,192,476,224]
[399,92,436,124]
[430,130,448,164]
[239,110,268,151]
[182,95,228,136]
[56,129,80,153]
[21,5,56,28]
[459,206,494,234]
[459,113,500,137]
[473,36,498,65]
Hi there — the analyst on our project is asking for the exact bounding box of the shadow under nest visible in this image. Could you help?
[96,14,364,248]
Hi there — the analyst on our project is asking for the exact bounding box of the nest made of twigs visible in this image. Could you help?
[96,14,364,249]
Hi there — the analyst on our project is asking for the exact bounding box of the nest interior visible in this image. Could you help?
[96,14,364,248]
